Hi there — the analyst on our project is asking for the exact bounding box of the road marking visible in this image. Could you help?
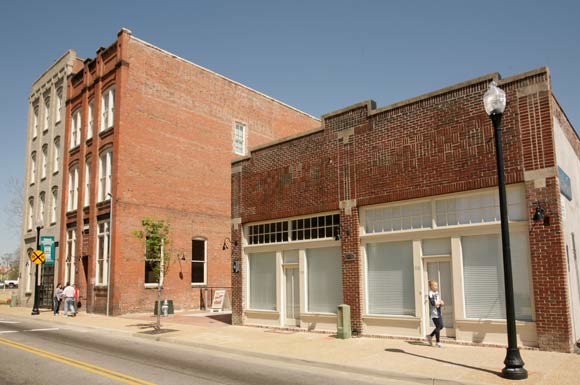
[26,328,60,332]
[0,337,157,385]
[0,331,18,334]
[0,321,20,324]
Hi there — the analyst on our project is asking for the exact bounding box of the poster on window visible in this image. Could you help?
[211,289,227,312]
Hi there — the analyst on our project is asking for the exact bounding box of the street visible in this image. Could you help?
[0,315,414,385]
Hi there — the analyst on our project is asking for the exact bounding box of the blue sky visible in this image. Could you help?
[0,0,578,256]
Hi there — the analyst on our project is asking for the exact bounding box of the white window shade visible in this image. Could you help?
[307,247,343,313]
[366,241,415,316]
[462,232,532,321]
[365,201,432,234]
[249,252,276,310]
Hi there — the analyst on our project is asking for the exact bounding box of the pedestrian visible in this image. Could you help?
[73,284,80,316]
[426,280,444,347]
[63,282,76,317]
[53,283,63,316]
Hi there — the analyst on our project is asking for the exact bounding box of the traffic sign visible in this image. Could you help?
[40,236,56,265]
[30,250,45,265]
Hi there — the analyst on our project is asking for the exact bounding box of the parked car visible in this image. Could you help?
[4,279,18,288]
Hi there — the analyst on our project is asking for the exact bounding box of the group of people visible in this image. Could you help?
[53,282,80,317]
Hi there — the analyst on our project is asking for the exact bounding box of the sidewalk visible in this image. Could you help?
[1,305,578,385]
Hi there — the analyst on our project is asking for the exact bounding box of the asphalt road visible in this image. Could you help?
[0,315,417,385]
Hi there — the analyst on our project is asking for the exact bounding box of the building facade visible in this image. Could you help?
[18,51,83,307]
[59,28,319,315]
[231,68,580,352]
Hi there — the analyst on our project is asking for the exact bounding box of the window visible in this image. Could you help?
[65,228,76,285]
[53,137,60,173]
[43,97,50,132]
[307,247,343,313]
[101,86,115,131]
[27,197,34,231]
[366,241,415,316]
[70,108,81,149]
[248,252,276,310]
[30,152,36,185]
[191,238,207,284]
[41,145,47,179]
[233,122,246,155]
[144,234,164,285]
[55,87,62,123]
[462,232,532,321]
[84,157,91,207]
[365,201,432,234]
[98,149,112,202]
[96,221,110,286]
[422,238,451,256]
[32,105,39,138]
[50,187,58,224]
[39,192,45,225]
[247,214,340,245]
[87,99,94,139]
[67,165,79,212]
[435,186,526,226]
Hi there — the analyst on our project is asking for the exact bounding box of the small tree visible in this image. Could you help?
[134,218,173,331]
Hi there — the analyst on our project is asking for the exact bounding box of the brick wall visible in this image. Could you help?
[232,68,575,351]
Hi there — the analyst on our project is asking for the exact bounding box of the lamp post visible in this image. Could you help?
[106,192,113,317]
[483,81,527,380]
[31,219,43,315]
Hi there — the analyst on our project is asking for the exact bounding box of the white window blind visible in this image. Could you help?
[422,238,451,256]
[462,232,532,321]
[365,201,432,234]
[307,247,343,313]
[249,252,276,310]
[366,241,415,316]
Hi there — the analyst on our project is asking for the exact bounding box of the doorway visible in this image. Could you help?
[284,267,300,327]
[425,260,455,337]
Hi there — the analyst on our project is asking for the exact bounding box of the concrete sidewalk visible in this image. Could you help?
[1,305,578,385]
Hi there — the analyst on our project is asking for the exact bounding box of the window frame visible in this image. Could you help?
[191,238,207,286]
[30,152,36,185]
[65,228,76,285]
[55,87,62,123]
[98,149,112,202]
[27,197,34,231]
[70,108,82,149]
[67,165,79,212]
[95,220,110,286]
[43,96,50,132]
[53,137,60,174]
[50,187,58,224]
[87,99,94,140]
[84,157,91,207]
[233,121,247,156]
[41,145,48,180]
[101,86,115,132]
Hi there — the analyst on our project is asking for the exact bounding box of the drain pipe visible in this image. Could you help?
[106,192,113,317]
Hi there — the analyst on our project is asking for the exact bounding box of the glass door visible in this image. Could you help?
[425,260,455,337]
[284,267,300,327]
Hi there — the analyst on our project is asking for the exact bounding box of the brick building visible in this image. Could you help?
[231,68,580,352]
[19,51,83,307]
[60,28,319,314]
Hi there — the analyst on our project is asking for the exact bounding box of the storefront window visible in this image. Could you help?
[307,247,342,313]
[249,252,276,310]
[366,241,415,316]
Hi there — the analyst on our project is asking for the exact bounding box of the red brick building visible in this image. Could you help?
[231,68,580,352]
[59,28,319,314]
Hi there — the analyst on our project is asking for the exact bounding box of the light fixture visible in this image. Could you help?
[483,81,506,116]
[533,202,545,221]
[334,226,350,241]
[222,237,238,250]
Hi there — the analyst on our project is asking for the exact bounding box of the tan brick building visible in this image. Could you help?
[60,28,319,314]
[231,68,580,352]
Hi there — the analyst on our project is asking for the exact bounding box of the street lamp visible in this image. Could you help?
[483,81,527,380]
[31,219,44,315]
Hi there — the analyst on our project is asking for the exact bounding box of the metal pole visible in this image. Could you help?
[106,193,113,317]
[491,112,527,380]
[31,226,41,315]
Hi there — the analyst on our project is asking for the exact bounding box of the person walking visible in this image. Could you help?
[53,283,63,316]
[73,284,80,316]
[63,282,75,317]
[426,280,444,347]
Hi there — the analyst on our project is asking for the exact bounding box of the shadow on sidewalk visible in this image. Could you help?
[384,348,502,378]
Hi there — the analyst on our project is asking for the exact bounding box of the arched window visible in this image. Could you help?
[41,144,48,179]
[98,148,112,202]
[50,187,58,224]
[101,86,115,131]
[70,108,82,148]
[39,192,45,225]
[53,137,60,173]
[67,165,79,212]
[27,197,34,231]
[30,152,36,185]
[84,156,91,207]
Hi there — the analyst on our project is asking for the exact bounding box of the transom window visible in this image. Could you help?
[247,214,340,245]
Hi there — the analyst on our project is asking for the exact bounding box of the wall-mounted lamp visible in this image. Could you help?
[533,202,545,221]
[223,237,238,250]
[334,226,350,241]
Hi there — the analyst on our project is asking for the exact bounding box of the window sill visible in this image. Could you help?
[191,283,207,287]
[94,284,108,288]
[99,126,114,139]
[144,283,161,289]
[363,314,419,320]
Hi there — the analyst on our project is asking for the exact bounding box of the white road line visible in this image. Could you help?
[26,328,60,332]
[0,321,20,324]
[0,331,18,334]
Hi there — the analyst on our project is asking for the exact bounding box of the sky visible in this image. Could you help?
[0,0,578,256]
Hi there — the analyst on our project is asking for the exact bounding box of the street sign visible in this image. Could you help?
[30,250,46,265]
[40,236,56,265]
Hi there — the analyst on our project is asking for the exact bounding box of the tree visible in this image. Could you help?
[0,247,20,281]
[3,177,23,233]
[134,218,173,331]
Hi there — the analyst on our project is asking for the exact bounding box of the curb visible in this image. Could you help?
[132,331,483,385]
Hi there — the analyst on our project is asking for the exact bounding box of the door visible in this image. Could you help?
[426,260,455,337]
[284,267,300,327]
[39,264,54,308]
